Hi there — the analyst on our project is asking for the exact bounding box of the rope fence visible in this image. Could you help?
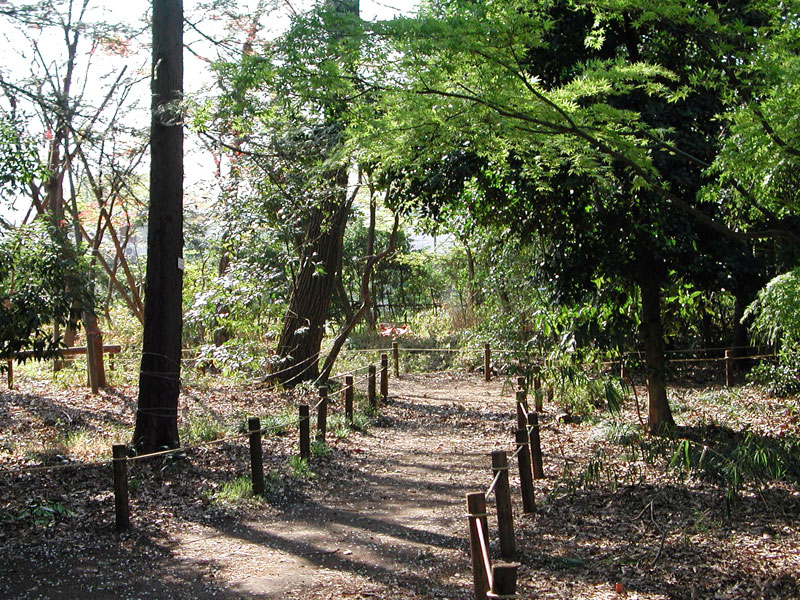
[1,356,383,534]
[5,337,780,394]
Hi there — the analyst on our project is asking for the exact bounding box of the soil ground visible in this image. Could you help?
[1,371,799,599]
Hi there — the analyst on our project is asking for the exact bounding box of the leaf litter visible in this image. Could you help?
[0,372,798,599]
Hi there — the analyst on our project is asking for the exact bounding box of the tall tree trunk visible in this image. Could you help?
[83,311,106,391]
[365,180,378,329]
[274,168,352,385]
[319,213,399,381]
[133,0,184,453]
[640,279,675,433]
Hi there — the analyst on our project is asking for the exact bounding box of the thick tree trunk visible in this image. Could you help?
[319,214,399,381]
[640,279,675,433]
[133,0,183,453]
[83,311,107,392]
[274,168,352,385]
[365,184,378,329]
[333,275,355,323]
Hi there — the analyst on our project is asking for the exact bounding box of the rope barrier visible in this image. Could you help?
[475,518,494,589]
[510,443,526,461]
[485,468,504,498]
[0,416,297,477]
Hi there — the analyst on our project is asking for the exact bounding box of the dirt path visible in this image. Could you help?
[4,372,800,599]
[165,373,513,599]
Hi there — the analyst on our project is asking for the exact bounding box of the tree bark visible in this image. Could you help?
[365,182,378,329]
[274,168,353,385]
[133,0,183,453]
[640,279,675,433]
[319,212,399,382]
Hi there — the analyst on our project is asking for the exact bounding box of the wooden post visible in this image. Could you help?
[484,343,491,382]
[620,360,628,381]
[248,417,265,496]
[490,563,519,599]
[316,386,328,443]
[86,329,100,395]
[368,365,377,409]
[7,359,13,390]
[466,492,491,600]
[492,450,516,559]
[547,387,553,405]
[345,375,354,423]
[299,404,310,459]
[380,353,389,403]
[515,428,536,514]
[725,350,734,388]
[392,341,399,378]
[528,411,544,479]
[112,444,129,531]
[533,376,543,411]
[516,376,525,392]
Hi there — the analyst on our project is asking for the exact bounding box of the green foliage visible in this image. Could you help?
[745,268,800,348]
[744,269,800,395]
[181,414,225,444]
[0,498,76,528]
[664,428,800,501]
[288,455,314,480]
[749,352,800,397]
[0,220,94,363]
[214,476,254,503]
[183,250,286,351]
[260,409,299,436]
[547,366,624,418]
[310,440,330,457]
[0,114,46,201]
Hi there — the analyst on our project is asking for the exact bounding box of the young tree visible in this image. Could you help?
[0,0,149,383]
[132,0,184,453]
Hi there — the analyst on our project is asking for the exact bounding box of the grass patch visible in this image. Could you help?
[288,455,314,480]
[181,413,225,443]
[310,440,329,457]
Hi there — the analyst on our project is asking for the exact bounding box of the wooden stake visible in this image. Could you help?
[299,404,310,459]
[248,417,265,496]
[466,492,491,600]
[316,386,328,443]
[112,444,129,531]
[492,450,516,559]
[6,359,13,390]
[528,411,544,479]
[484,343,491,382]
[515,428,536,515]
[490,563,519,599]
[533,376,543,411]
[392,341,399,378]
[725,350,734,388]
[345,375,354,423]
[368,365,377,409]
[380,353,389,403]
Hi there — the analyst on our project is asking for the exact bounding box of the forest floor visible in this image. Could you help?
[1,369,800,599]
